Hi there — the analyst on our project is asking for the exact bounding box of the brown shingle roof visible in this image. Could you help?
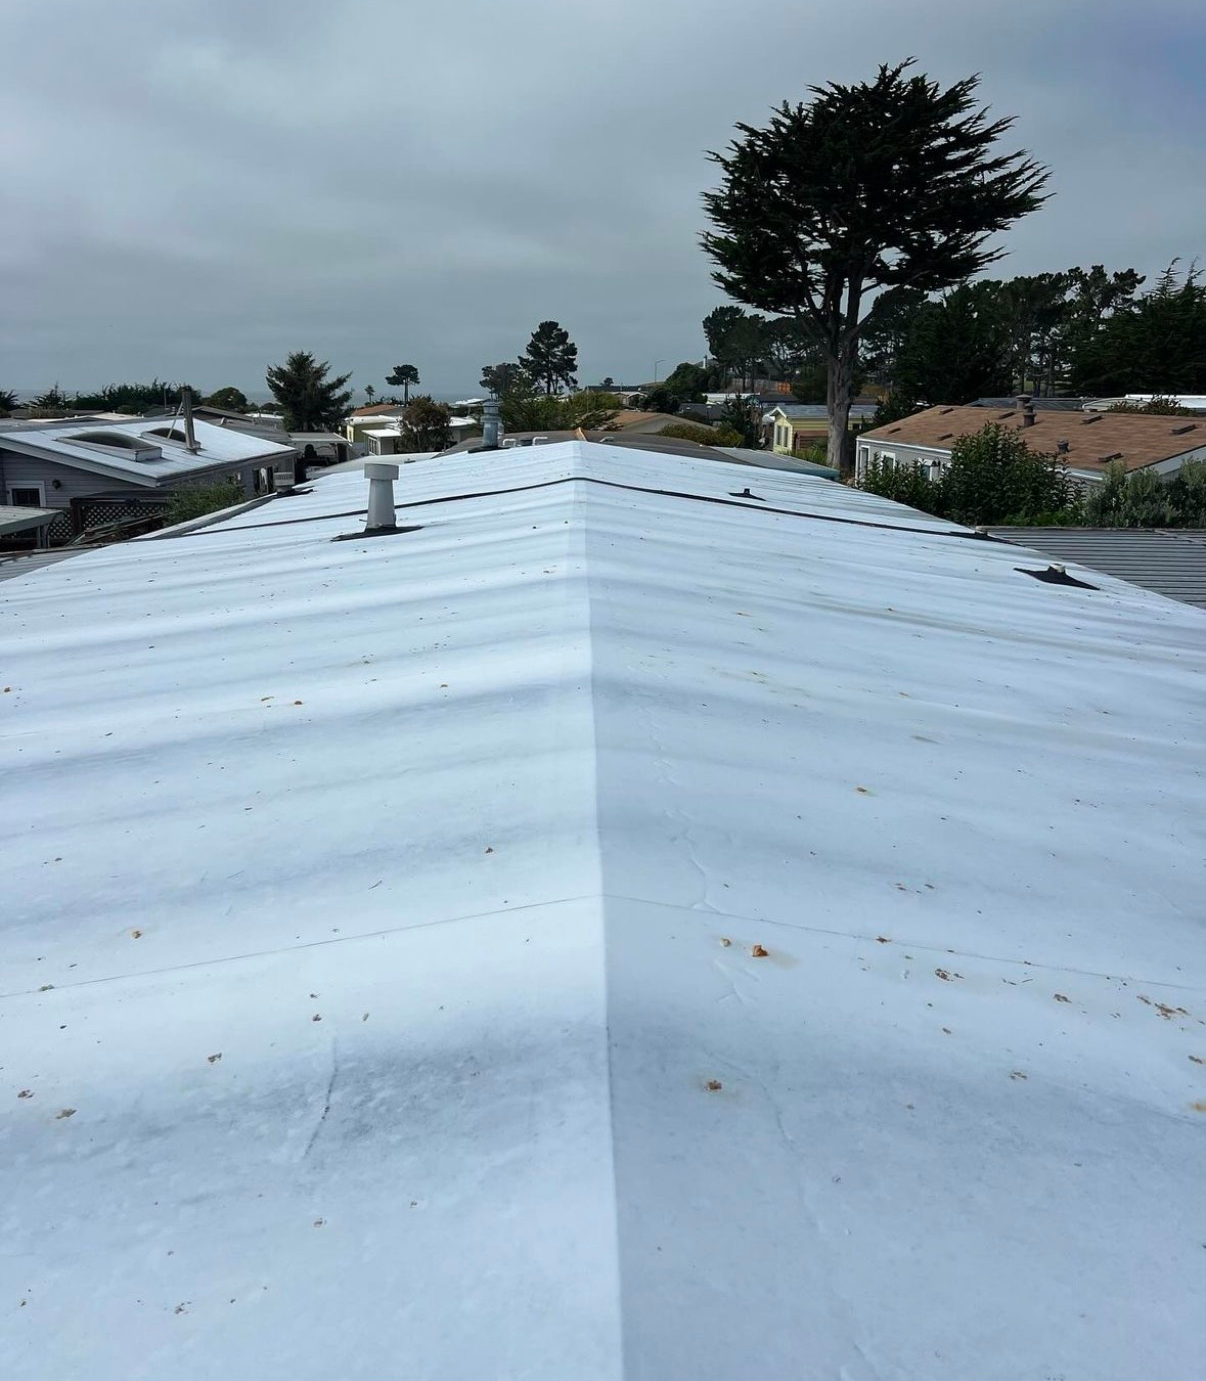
[350,403,405,417]
[862,405,1206,474]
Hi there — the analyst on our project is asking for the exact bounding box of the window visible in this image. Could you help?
[9,486,45,507]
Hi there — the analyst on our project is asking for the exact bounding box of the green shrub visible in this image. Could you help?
[499,387,621,433]
[165,478,247,526]
[1169,460,1206,526]
[659,421,743,447]
[941,424,1077,525]
[859,422,1082,525]
[1085,459,1203,527]
[859,457,941,513]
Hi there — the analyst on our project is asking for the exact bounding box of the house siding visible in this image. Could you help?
[856,441,946,480]
[0,449,259,543]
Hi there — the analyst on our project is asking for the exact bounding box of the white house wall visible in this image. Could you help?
[857,440,947,479]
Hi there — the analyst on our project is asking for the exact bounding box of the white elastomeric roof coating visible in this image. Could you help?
[2,442,1204,1381]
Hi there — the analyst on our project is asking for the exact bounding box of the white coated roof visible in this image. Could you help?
[2,442,1204,1380]
[0,417,296,487]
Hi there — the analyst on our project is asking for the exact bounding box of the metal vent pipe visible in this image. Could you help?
[364,462,399,531]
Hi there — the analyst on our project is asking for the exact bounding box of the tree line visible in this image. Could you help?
[688,262,1206,422]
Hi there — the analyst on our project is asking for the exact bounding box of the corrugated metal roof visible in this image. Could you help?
[990,527,1206,609]
[0,506,57,537]
[2,443,1204,1379]
[716,446,839,477]
[0,547,93,582]
[972,397,1092,412]
[766,403,878,420]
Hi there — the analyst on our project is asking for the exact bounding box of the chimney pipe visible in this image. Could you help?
[181,386,200,452]
[1017,394,1036,428]
[363,461,398,531]
[481,398,502,449]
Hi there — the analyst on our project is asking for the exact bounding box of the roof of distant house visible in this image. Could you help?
[971,396,1094,412]
[766,403,878,421]
[988,526,1206,609]
[1090,394,1206,413]
[349,403,407,417]
[0,416,296,486]
[862,403,1206,474]
[2,441,1202,1378]
[607,410,712,435]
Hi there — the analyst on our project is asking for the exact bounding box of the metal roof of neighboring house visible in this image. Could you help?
[767,403,878,421]
[1088,394,1206,413]
[0,547,94,582]
[609,409,710,434]
[2,442,1203,1379]
[0,418,296,487]
[0,505,58,537]
[989,526,1206,609]
[0,412,136,429]
[715,447,839,478]
[862,404,1206,475]
[289,432,347,447]
[971,396,1093,412]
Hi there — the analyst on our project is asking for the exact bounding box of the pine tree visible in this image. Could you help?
[521,322,578,395]
[480,362,525,396]
[265,352,353,431]
[386,365,420,405]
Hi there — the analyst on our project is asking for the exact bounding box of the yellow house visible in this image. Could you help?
[345,405,407,446]
[767,403,878,457]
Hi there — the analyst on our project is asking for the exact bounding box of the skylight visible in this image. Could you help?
[66,430,163,461]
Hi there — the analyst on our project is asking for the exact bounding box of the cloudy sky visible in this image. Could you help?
[2,0,1204,400]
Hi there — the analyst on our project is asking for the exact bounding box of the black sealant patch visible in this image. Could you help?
[331,524,424,543]
[729,487,765,501]
[1016,565,1098,589]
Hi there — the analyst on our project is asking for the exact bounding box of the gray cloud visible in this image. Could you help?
[2,0,1204,397]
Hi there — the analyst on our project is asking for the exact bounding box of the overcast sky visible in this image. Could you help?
[2,0,1204,400]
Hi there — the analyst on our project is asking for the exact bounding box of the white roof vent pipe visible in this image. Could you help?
[364,461,398,532]
[481,398,503,449]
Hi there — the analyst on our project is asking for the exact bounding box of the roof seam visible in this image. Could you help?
[168,471,975,544]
